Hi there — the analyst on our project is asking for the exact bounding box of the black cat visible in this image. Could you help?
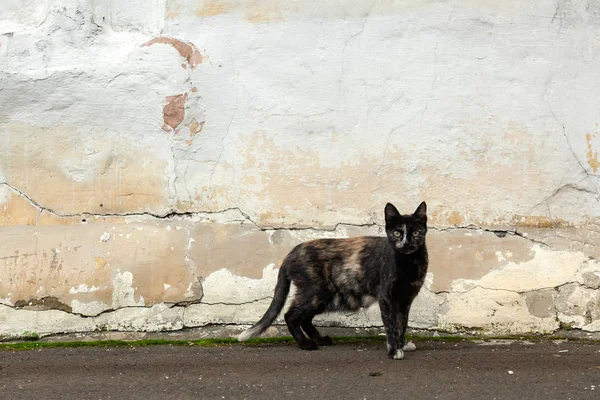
[238,202,428,360]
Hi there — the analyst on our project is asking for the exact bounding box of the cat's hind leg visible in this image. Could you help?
[284,300,319,350]
[301,314,333,346]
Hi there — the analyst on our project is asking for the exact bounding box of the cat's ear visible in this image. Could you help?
[413,201,427,220]
[385,203,400,223]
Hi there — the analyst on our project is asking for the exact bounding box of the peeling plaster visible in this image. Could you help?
[201,265,280,305]
[69,284,99,294]
[70,300,109,316]
[111,270,145,309]
[1,194,600,337]
[162,92,188,131]
[142,36,206,70]
[450,246,589,293]
[440,287,560,334]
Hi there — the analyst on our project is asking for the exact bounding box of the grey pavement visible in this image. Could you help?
[1,339,599,399]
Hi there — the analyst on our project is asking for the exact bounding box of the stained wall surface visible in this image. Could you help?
[1,0,599,338]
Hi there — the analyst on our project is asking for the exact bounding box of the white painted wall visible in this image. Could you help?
[1,0,599,338]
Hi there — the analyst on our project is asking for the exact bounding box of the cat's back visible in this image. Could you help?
[281,236,387,302]
[282,235,388,271]
[291,236,384,257]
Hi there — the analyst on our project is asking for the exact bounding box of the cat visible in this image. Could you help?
[238,202,428,360]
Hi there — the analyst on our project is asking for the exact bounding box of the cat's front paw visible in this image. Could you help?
[402,342,416,352]
[387,348,404,360]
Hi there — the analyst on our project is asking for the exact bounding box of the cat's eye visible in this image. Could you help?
[393,231,402,237]
[412,231,420,237]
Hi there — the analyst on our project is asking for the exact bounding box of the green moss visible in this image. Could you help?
[559,321,575,330]
[410,335,466,342]
[0,337,290,351]
[20,331,40,340]
[1,333,597,352]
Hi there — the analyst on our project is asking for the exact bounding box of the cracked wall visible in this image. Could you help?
[1,0,600,339]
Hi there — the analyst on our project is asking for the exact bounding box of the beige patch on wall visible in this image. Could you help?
[0,220,202,315]
[34,211,124,226]
[586,126,599,173]
[187,222,295,279]
[509,215,570,229]
[167,0,285,22]
[188,118,205,137]
[517,225,600,260]
[243,0,284,23]
[426,231,535,292]
[0,187,40,226]
[196,0,230,17]
[418,121,548,227]
[0,123,171,216]
[194,121,571,229]
[166,0,470,22]
[203,129,407,227]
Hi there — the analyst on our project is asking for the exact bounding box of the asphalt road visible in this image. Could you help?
[1,339,599,399]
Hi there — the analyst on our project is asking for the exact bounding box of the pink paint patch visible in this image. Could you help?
[142,36,206,69]
[163,93,188,130]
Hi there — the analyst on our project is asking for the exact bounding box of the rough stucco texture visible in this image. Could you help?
[1,0,600,339]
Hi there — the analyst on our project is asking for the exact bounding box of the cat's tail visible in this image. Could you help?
[237,265,291,342]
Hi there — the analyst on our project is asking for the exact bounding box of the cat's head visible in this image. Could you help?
[384,202,427,254]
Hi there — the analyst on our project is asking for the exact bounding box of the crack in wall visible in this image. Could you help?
[1,180,261,226]
[1,302,167,319]
[552,233,598,249]
[2,292,275,319]
[418,2,456,133]
[3,176,598,334]
[2,182,46,223]
[207,55,239,192]
[5,180,593,247]
[548,107,600,197]
[5,280,596,313]
[429,225,550,247]
[200,296,273,306]
[338,1,373,114]
[526,182,600,225]
[447,281,592,296]
[1,179,576,247]
[4,276,598,338]
[3,180,379,231]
